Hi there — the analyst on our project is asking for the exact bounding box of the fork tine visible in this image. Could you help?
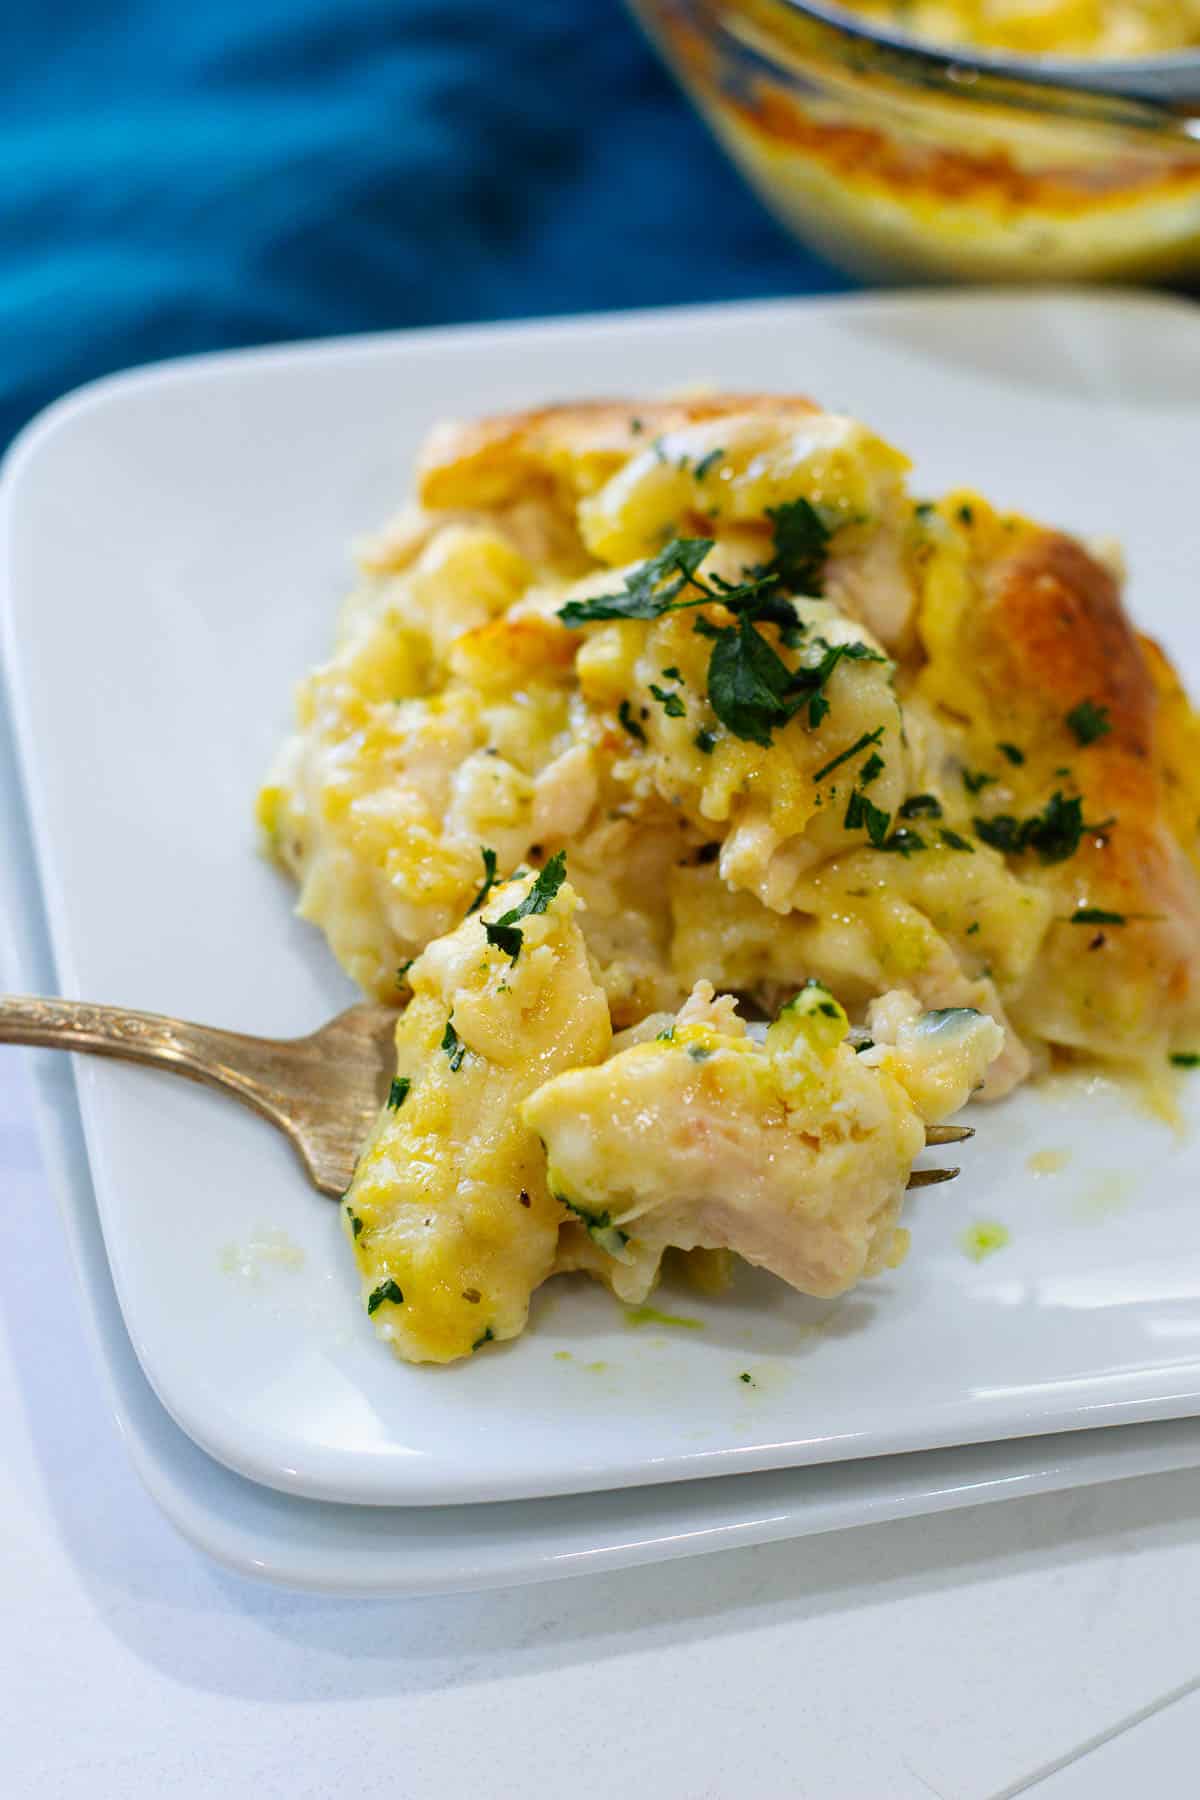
[925,1125,974,1145]
[907,1166,959,1189]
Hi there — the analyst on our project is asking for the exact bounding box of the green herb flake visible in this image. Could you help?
[974,792,1112,864]
[881,827,927,857]
[854,1038,875,1054]
[939,827,975,853]
[957,503,975,526]
[997,742,1025,766]
[441,1018,466,1072]
[898,793,942,820]
[966,921,981,936]
[1066,699,1112,746]
[472,1326,495,1352]
[483,850,569,965]
[859,751,885,787]
[1069,907,1126,926]
[347,1209,364,1239]
[739,1371,754,1385]
[845,789,891,848]
[367,1277,404,1314]
[766,496,832,596]
[559,536,714,626]
[687,1043,713,1062]
[812,726,884,786]
[618,698,647,743]
[466,845,499,914]
[661,665,682,681]
[962,768,996,795]
[694,728,717,754]
[1171,1053,1200,1068]
[630,416,644,435]
[693,448,725,482]
[395,959,414,989]
[649,683,686,718]
[386,1076,411,1110]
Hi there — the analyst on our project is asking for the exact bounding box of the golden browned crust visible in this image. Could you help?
[967,528,1200,1051]
[416,394,817,513]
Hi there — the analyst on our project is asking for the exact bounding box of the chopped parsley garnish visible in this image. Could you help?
[812,726,884,786]
[395,959,414,989]
[656,1026,676,1043]
[966,921,981,935]
[557,1193,630,1254]
[854,1039,875,1054]
[650,683,686,717]
[701,628,883,750]
[367,1277,404,1314]
[693,448,724,482]
[881,827,926,856]
[957,503,974,525]
[630,416,644,434]
[898,793,942,820]
[844,789,891,847]
[694,728,717,754]
[974,792,1112,864]
[1066,699,1112,746]
[687,1043,712,1062]
[972,814,1023,854]
[347,1209,364,1239]
[859,751,885,787]
[702,613,796,748]
[1171,1053,1200,1068]
[766,497,832,596]
[483,851,568,964]
[997,742,1025,766]
[661,665,682,680]
[386,1076,411,1110]
[1069,907,1126,925]
[739,1371,754,1385]
[441,1018,466,1071]
[472,1326,495,1352]
[559,537,713,626]
[939,827,974,853]
[962,768,996,795]
[466,846,499,914]
[618,698,646,743]
[558,507,867,749]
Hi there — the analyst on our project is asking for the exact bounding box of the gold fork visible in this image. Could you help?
[0,995,972,1195]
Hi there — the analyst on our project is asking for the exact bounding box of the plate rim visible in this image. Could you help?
[6,284,1200,1513]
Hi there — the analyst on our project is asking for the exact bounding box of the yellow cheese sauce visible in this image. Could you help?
[837,1,1200,58]
[263,396,1200,1361]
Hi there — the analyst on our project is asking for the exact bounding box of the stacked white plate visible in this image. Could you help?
[5,290,1200,1595]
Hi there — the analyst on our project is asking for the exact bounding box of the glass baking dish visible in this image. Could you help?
[632,0,1200,282]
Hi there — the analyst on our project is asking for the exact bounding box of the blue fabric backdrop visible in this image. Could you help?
[0,1,847,449]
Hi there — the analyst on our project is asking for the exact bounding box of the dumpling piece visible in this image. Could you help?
[342,859,610,1363]
[523,979,1002,1306]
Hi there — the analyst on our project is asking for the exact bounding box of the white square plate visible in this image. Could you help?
[5,289,1200,1509]
[11,649,1200,1597]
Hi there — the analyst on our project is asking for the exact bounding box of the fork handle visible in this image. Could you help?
[0,994,289,1123]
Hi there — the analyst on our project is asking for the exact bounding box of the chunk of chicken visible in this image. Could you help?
[524,980,1002,1305]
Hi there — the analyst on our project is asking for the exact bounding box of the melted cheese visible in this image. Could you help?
[837,0,1200,57]
[343,873,610,1362]
[524,980,1001,1304]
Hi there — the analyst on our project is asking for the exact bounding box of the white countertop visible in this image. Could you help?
[3,1046,1199,1800]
